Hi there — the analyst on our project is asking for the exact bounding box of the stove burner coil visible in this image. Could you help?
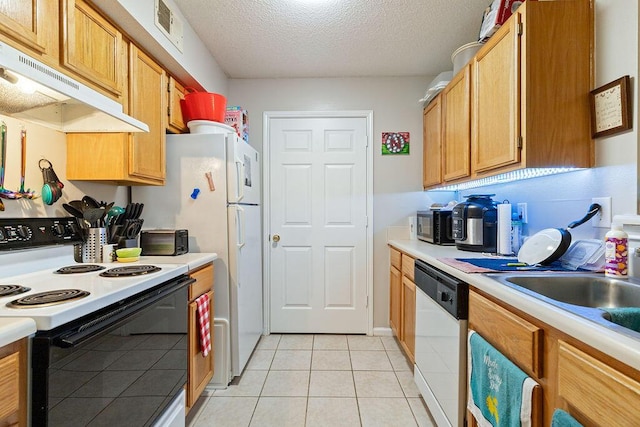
[55,265,106,274]
[99,265,161,277]
[7,289,90,308]
[0,285,31,297]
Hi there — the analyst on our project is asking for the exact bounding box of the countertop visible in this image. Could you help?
[388,239,640,372]
[139,252,217,271]
[0,318,36,348]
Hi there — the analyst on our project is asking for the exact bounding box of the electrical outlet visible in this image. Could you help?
[591,197,612,228]
[517,203,528,223]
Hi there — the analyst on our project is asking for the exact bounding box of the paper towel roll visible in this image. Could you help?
[497,203,512,255]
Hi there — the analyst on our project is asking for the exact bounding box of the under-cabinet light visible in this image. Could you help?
[430,168,582,191]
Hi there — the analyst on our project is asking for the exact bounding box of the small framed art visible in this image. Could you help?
[590,75,632,138]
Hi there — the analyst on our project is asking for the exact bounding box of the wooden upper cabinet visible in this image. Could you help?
[0,0,58,64]
[442,64,471,182]
[422,95,442,189]
[168,76,188,133]
[61,0,123,97]
[472,16,520,174]
[128,44,167,182]
[66,43,167,185]
[472,0,593,176]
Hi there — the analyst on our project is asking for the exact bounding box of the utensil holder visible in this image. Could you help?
[82,228,106,263]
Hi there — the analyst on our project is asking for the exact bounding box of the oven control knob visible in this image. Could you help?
[52,224,66,237]
[16,225,31,240]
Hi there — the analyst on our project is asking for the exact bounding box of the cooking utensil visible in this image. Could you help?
[63,203,84,219]
[0,122,21,200]
[83,207,105,228]
[39,159,64,205]
[82,195,100,210]
[17,128,36,199]
[518,203,602,265]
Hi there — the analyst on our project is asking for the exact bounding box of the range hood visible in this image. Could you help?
[0,41,148,133]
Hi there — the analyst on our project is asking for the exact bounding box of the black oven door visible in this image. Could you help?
[31,275,193,427]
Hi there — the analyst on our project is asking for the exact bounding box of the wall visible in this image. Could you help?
[0,115,129,217]
[228,77,431,329]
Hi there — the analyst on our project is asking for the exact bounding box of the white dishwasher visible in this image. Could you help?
[414,259,468,427]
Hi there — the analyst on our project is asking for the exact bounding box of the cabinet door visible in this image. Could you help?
[442,65,471,181]
[389,265,401,338]
[472,15,521,173]
[0,338,27,426]
[61,0,123,97]
[401,276,416,363]
[188,290,214,411]
[423,95,442,189]
[167,76,188,133]
[558,340,640,426]
[128,44,167,182]
[0,0,57,59]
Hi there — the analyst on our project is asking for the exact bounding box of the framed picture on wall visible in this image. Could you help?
[382,132,410,155]
[590,75,632,138]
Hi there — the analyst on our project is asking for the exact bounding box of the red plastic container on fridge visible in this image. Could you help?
[180,88,227,123]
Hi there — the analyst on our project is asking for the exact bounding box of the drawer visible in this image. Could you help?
[401,254,415,281]
[390,246,401,269]
[189,263,214,300]
[468,290,543,377]
[558,340,640,426]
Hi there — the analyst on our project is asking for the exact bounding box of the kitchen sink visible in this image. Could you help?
[487,273,640,338]
[502,275,640,308]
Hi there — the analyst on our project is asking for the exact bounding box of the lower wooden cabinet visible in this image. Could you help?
[388,245,415,363]
[0,338,27,426]
[401,275,415,362]
[558,340,640,426]
[187,263,214,412]
[469,286,640,426]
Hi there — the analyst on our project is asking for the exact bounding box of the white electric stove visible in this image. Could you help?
[0,217,190,427]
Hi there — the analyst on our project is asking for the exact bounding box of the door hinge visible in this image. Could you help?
[517,136,523,149]
[366,216,369,227]
[366,295,369,308]
[167,105,171,117]
[517,22,523,36]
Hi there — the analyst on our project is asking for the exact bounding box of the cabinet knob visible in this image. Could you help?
[272,234,280,242]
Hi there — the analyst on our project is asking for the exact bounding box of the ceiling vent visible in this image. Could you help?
[155,0,184,53]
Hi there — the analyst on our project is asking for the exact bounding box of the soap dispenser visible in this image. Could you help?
[605,224,628,278]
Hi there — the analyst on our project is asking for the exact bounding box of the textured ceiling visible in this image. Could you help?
[171,0,491,79]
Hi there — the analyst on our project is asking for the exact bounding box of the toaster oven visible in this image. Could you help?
[140,229,189,256]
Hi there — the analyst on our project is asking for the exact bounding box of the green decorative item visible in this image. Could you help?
[382,132,409,155]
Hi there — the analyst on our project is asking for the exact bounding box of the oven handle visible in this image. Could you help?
[55,275,195,348]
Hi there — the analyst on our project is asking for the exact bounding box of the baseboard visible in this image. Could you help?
[372,327,393,336]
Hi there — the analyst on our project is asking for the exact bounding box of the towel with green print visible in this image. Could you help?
[467,330,538,426]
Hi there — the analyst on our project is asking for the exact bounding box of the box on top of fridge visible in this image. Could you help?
[225,106,249,142]
[478,0,534,41]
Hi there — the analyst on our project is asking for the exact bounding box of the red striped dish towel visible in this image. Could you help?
[195,293,211,357]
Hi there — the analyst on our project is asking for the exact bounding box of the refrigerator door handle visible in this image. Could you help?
[236,205,245,249]
[235,158,245,202]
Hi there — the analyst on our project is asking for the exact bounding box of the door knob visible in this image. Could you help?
[272,234,280,242]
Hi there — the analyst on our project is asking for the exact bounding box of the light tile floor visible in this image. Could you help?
[187,334,436,427]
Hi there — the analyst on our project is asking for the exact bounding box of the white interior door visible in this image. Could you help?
[268,115,369,333]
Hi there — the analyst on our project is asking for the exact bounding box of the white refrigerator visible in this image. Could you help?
[132,128,262,387]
